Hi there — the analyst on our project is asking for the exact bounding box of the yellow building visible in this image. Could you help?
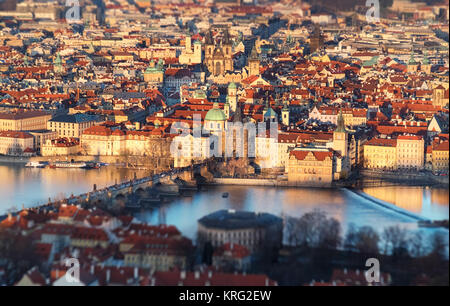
[70,227,110,249]
[0,110,51,131]
[432,141,449,172]
[432,85,449,108]
[179,36,202,65]
[364,136,426,170]
[41,138,81,157]
[123,238,191,271]
[363,138,398,170]
[0,131,34,156]
[81,126,165,156]
[396,135,424,170]
[48,114,99,138]
[287,148,334,185]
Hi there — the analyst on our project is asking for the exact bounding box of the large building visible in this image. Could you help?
[363,135,425,170]
[204,29,234,76]
[287,147,334,184]
[0,110,51,131]
[363,138,398,170]
[179,36,202,65]
[396,135,424,170]
[0,130,34,156]
[48,114,100,138]
[431,140,449,173]
[197,210,283,253]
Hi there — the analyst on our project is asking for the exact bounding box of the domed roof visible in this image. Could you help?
[228,82,236,89]
[205,103,226,121]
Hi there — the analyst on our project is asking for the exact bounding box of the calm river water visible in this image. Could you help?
[1,162,448,241]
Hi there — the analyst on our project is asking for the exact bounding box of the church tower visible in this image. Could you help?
[227,82,238,112]
[281,100,289,126]
[248,45,260,77]
[421,51,431,74]
[309,24,324,53]
[224,97,231,119]
[222,29,233,71]
[407,51,419,73]
[53,53,64,74]
[333,109,348,158]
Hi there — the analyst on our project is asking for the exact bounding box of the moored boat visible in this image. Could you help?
[51,161,88,169]
[25,161,48,168]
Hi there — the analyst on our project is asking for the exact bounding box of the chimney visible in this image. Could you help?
[208,270,212,279]
[106,269,111,284]
[194,271,200,279]
[90,265,94,275]
[135,122,141,130]
[265,278,269,286]
[134,267,139,279]
[180,271,186,280]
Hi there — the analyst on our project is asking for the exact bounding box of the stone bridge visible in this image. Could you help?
[64,163,209,206]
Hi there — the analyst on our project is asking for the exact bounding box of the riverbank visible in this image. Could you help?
[0,155,172,172]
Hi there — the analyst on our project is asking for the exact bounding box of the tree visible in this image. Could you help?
[382,225,409,257]
[285,209,341,250]
[344,224,380,254]
[408,232,426,258]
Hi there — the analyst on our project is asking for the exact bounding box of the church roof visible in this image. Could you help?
[205,103,226,121]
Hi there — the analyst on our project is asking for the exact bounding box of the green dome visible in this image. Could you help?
[228,82,236,89]
[422,51,430,65]
[205,104,226,121]
[408,52,417,65]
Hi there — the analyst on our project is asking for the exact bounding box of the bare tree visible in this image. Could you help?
[285,209,341,250]
[344,224,380,254]
[408,232,426,258]
[382,225,409,256]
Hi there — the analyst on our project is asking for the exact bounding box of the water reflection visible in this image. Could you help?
[135,185,449,240]
[363,186,449,220]
[0,163,149,213]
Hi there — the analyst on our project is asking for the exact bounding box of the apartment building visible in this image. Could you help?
[0,110,51,131]
[0,130,34,155]
[48,114,100,138]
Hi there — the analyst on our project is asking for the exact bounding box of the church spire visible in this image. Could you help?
[335,109,346,133]
[249,44,259,61]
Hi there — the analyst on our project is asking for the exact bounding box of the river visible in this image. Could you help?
[0,163,448,241]
[0,162,149,213]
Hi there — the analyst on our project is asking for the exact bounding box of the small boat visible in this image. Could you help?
[222,192,229,198]
[25,161,48,168]
[51,161,89,169]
